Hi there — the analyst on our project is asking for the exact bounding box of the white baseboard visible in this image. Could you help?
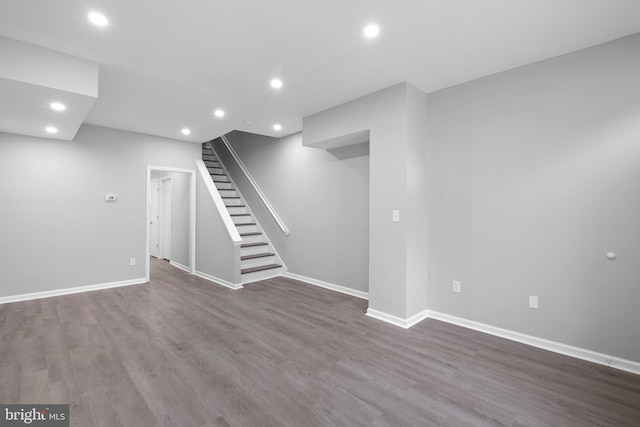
[406,309,431,328]
[366,308,429,329]
[242,270,284,285]
[427,311,640,376]
[285,272,369,300]
[194,270,243,290]
[169,261,190,273]
[0,278,148,305]
[363,307,640,375]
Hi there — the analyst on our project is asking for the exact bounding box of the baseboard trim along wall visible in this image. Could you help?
[366,308,430,329]
[194,270,243,290]
[169,261,191,273]
[0,278,148,305]
[242,271,286,286]
[366,307,640,375]
[427,311,640,376]
[285,272,369,300]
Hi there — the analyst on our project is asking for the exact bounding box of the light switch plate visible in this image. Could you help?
[392,210,400,222]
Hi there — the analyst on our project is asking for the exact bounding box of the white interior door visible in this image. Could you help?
[162,179,172,260]
[150,180,160,258]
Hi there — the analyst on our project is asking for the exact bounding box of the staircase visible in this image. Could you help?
[202,142,283,283]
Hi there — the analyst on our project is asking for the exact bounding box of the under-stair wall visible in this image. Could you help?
[195,159,241,287]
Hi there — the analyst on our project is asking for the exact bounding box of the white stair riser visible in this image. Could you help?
[212,176,230,183]
[227,206,248,215]
[216,182,233,190]
[218,189,236,196]
[231,215,253,224]
[208,168,224,175]
[241,267,283,284]
[235,224,258,233]
[241,234,263,244]
[241,245,269,256]
[224,198,244,206]
[231,215,252,224]
[241,255,276,269]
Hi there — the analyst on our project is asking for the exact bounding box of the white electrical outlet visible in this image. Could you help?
[529,295,539,309]
[130,258,136,266]
[452,280,461,293]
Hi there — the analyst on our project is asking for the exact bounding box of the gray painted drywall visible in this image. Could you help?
[150,171,191,268]
[303,82,429,319]
[215,131,370,292]
[195,169,239,284]
[0,124,200,298]
[427,33,640,362]
[405,84,430,317]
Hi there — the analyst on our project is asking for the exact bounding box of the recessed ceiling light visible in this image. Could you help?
[273,124,282,131]
[243,121,254,126]
[364,24,380,39]
[270,79,283,89]
[214,109,225,118]
[88,12,109,27]
[181,128,191,135]
[45,126,58,134]
[50,102,66,111]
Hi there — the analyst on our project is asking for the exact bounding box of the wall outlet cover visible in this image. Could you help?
[452,280,461,293]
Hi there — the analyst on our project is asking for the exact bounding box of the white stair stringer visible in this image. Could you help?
[202,142,286,284]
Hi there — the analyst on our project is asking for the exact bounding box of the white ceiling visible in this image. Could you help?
[1,0,640,143]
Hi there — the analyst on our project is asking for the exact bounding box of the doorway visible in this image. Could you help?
[150,177,172,260]
[146,166,196,281]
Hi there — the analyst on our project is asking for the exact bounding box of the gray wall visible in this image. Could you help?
[405,84,430,317]
[150,171,191,268]
[0,124,200,297]
[218,131,370,293]
[303,83,429,319]
[427,33,640,361]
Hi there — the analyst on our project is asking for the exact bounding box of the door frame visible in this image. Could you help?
[145,165,196,281]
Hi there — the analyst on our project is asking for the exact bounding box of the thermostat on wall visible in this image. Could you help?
[105,194,117,202]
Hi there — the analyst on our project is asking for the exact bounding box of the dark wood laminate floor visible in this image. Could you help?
[1,259,639,426]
